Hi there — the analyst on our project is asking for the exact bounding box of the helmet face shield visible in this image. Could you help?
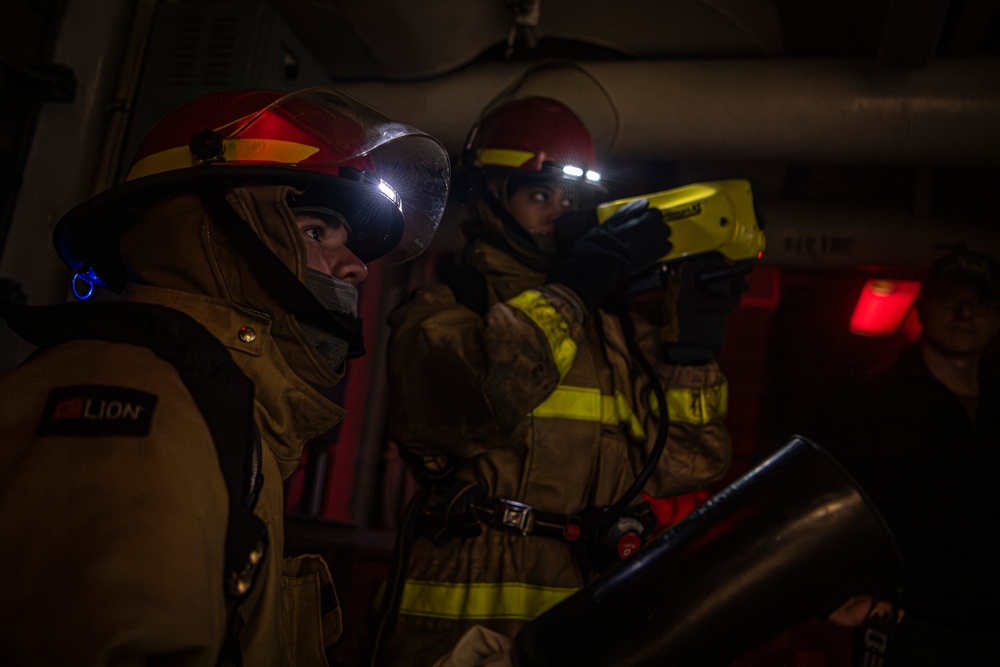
[255,88,450,264]
[352,124,453,264]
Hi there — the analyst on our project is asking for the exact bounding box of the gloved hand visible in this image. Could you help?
[662,256,749,365]
[547,199,672,311]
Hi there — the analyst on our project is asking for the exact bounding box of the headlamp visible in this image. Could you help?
[378,179,402,211]
[560,164,602,184]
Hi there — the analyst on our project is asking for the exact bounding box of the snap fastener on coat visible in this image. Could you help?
[235,577,251,595]
[239,327,257,343]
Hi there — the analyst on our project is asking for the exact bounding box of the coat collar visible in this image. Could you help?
[124,284,343,477]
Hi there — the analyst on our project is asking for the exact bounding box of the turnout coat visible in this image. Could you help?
[383,217,733,666]
[0,186,346,666]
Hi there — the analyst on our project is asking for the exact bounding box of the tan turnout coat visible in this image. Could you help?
[384,223,732,665]
[0,186,346,666]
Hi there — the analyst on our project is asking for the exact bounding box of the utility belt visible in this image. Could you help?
[418,479,657,572]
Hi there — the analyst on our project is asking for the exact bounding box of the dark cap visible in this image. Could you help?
[924,249,1000,302]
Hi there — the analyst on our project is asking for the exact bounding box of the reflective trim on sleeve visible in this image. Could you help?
[530,385,646,438]
[651,381,729,425]
[507,290,577,381]
[398,579,579,621]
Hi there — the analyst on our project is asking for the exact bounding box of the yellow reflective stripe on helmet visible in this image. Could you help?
[476,148,535,168]
[531,385,646,438]
[126,139,321,181]
[399,579,579,621]
[652,382,729,425]
[507,290,576,381]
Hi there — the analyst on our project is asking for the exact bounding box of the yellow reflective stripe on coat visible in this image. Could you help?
[398,580,579,621]
[127,139,321,180]
[507,290,576,381]
[531,385,646,438]
[531,381,728,431]
[655,381,729,425]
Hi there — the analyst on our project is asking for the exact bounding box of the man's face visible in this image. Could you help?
[506,182,578,236]
[921,284,1000,356]
[295,213,368,285]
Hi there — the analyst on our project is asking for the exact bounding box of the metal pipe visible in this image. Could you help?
[90,0,161,194]
[757,202,1000,270]
[333,58,1000,166]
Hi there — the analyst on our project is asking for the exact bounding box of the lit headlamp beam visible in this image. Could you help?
[561,164,602,183]
[377,179,402,212]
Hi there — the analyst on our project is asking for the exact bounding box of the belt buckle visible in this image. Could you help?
[497,498,534,535]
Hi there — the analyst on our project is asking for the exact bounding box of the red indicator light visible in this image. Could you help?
[849,279,921,337]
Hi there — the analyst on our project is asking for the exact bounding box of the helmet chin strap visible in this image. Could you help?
[198,190,366,358]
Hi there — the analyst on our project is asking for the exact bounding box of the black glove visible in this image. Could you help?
[547,199,672,311]
[663,257,749,365]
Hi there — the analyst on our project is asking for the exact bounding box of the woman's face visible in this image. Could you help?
[506,182,578,236]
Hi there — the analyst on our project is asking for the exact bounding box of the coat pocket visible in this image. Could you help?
[282,553,343,665]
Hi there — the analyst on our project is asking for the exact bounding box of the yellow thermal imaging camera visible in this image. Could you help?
[596,179,766,266]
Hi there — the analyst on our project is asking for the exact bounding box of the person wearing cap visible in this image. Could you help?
[374,91,743,666]
[0,88,449,666]
[823,249,1000,664]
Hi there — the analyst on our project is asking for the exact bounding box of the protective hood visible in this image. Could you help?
[464,177,557,273]
[119,184,344,393]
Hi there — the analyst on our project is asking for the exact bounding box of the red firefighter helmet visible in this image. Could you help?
[55,87,450,291]
[466,97,603,188]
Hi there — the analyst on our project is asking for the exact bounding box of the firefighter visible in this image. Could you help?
[377,95,744,666]
[0,87,449,666]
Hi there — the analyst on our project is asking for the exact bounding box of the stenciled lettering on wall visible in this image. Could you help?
[782,235,854,256]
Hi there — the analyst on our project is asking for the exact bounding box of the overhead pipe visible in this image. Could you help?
[332,57,1000,166]
[756,202,1000,270]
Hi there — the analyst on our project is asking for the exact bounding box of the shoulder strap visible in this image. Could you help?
[2,300,266,665]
